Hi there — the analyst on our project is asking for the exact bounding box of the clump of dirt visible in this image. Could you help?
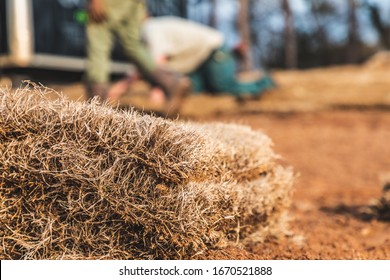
[0,84,294,259]
[362,175,390,221]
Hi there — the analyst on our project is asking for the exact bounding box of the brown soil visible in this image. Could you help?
[199,110,390,260]
[195,62,390,259]
[2,59,389,259]
[195,62,390,260]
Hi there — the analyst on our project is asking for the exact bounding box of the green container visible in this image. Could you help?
[74,9,88,25]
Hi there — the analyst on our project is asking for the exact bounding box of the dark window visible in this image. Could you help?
[0,0,8,54]
[32,0,87,57]
[31,0,128,61]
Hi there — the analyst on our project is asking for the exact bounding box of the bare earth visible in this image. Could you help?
[3,57,389,259]
[200,110,390,260]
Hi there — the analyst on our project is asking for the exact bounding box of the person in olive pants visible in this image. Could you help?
[85,0,190,117]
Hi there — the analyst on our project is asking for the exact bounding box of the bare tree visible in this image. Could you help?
[282,0,297,68]
[179,0,188,18]
[238,0,252,70]
[366,1,390,49]
[347,0,359,63]
[209,0,217,28]
[305,0,337,66]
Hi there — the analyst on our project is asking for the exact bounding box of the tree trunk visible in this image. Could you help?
[209,0,217,28]
[238,0,252,70]
[367,3,390,49]
[347,0,359,63]
[282,0,297,68]
[313,14,330,65]
[179,0,187,18]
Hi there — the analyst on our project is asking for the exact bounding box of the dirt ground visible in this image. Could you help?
[2,54,390,260]
[200,110,390,260]
[197,59,390,259]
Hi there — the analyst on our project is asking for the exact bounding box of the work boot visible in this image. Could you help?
[85,83,109,101]
[150,68,191,118]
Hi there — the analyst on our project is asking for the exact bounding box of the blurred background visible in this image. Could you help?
[1,0,390,80]
[149,0,390,70]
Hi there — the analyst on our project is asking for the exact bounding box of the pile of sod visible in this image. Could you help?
[0,85,294,259]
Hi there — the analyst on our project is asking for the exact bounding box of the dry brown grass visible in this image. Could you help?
[0,84,294,259]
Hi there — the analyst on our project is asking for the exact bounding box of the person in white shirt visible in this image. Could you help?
[108,16,275,102]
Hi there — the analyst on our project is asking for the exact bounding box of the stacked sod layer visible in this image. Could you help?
[0,85,294,259]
